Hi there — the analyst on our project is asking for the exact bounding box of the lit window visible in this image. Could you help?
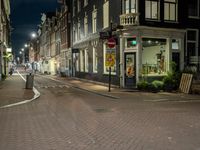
[123,0,136,14]
[93,47,98,73]
[164,0,178,21]
[84,0,88,7]
[145,0,159,20]
[103,0,109,28]
[92,6,97,33]
[80,49,85,72]
[84,14,88,36]
[77,0,81,13]
[85,49,89,72]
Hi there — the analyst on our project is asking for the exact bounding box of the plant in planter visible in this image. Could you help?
[163,62,181,92]
[137,80,149,91]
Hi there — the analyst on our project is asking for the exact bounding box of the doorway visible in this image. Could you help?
[124,52,136,88]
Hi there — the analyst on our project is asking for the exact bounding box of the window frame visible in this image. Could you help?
[164,0,178,22]
[93,47,98,73]
[122,0,137,14]
[145,0,160,20]
[92,7,97,33]
[84,0,88,7]
[186,29,199,58]
[84,13,88,36]
[188,0,200,18]
[103,0,109,29]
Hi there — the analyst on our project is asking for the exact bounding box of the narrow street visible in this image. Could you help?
[0,71,200,150]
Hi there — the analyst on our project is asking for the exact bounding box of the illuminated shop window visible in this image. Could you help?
[141,38,167,75]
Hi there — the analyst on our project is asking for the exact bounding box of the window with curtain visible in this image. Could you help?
[92,7,97,33]
[164,0,178,21]
[103,0,109,28]
[123,0,136,14]
[145,0,159,20]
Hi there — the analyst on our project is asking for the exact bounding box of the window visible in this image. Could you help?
[85,49,89,72]
[77,0,81,13]
[123,0,136,14]
[74,53,79,72]
[141,38,167,75]
[103,43,116,74]
[188,0,199,17]
[73,25,76,42]
[84,14,88,36]
[145,0,159,20]
[164,0,178,21]
[187,30,198,59]
[80,49,88,72]
[126,37,137,48]
[80,50,85,72]
[84,0,88,7]
[93,47,98,73]
[103,0,109,28]
[77,19,80,40]
[172,39,179,50]
[92,6,97,33]
[73,0,75,16]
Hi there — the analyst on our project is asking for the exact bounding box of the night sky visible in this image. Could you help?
[10,0,59,56]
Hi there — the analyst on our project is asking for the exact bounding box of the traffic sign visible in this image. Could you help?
[107,38,116,48]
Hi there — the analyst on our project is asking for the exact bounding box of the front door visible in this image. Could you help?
[124,52,136,88]
[172,52,180,72]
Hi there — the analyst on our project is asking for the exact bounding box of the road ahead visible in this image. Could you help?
[0,73,200,150]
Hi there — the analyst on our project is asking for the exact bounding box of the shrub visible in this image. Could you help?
[137,80,149,90]
[1,74,6,80]
[151,80,164,90]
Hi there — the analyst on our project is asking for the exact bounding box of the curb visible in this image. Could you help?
[39,75,120,99]
[0,71,41,109]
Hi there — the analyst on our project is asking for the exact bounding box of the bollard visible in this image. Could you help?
[26,73,34,89]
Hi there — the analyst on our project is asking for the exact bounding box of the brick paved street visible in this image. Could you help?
[0,74,200,150]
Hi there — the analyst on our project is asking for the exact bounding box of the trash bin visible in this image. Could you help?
[26,73,34,89]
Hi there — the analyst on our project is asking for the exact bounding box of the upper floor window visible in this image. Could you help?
[188,0,199,17]
[73,1,75,16]
[84,0,88,7]
[122,0,137,14]
[77,19,81,40]
[84,13,88,36]
[77,0,81,13]
[103,0,109,28]
[92,6,97,33]
[145,0,159,20]
[164,0,178,21]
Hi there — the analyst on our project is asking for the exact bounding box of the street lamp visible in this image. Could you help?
[31,32,37,38]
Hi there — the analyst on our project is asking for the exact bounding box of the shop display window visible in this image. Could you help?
[142,38,167,75]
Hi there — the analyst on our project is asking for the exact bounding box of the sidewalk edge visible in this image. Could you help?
[0,71,40,109]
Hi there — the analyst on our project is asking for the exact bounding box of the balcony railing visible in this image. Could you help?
[120,13,139,26]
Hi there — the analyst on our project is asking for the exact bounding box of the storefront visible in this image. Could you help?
[120,27,185,88]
